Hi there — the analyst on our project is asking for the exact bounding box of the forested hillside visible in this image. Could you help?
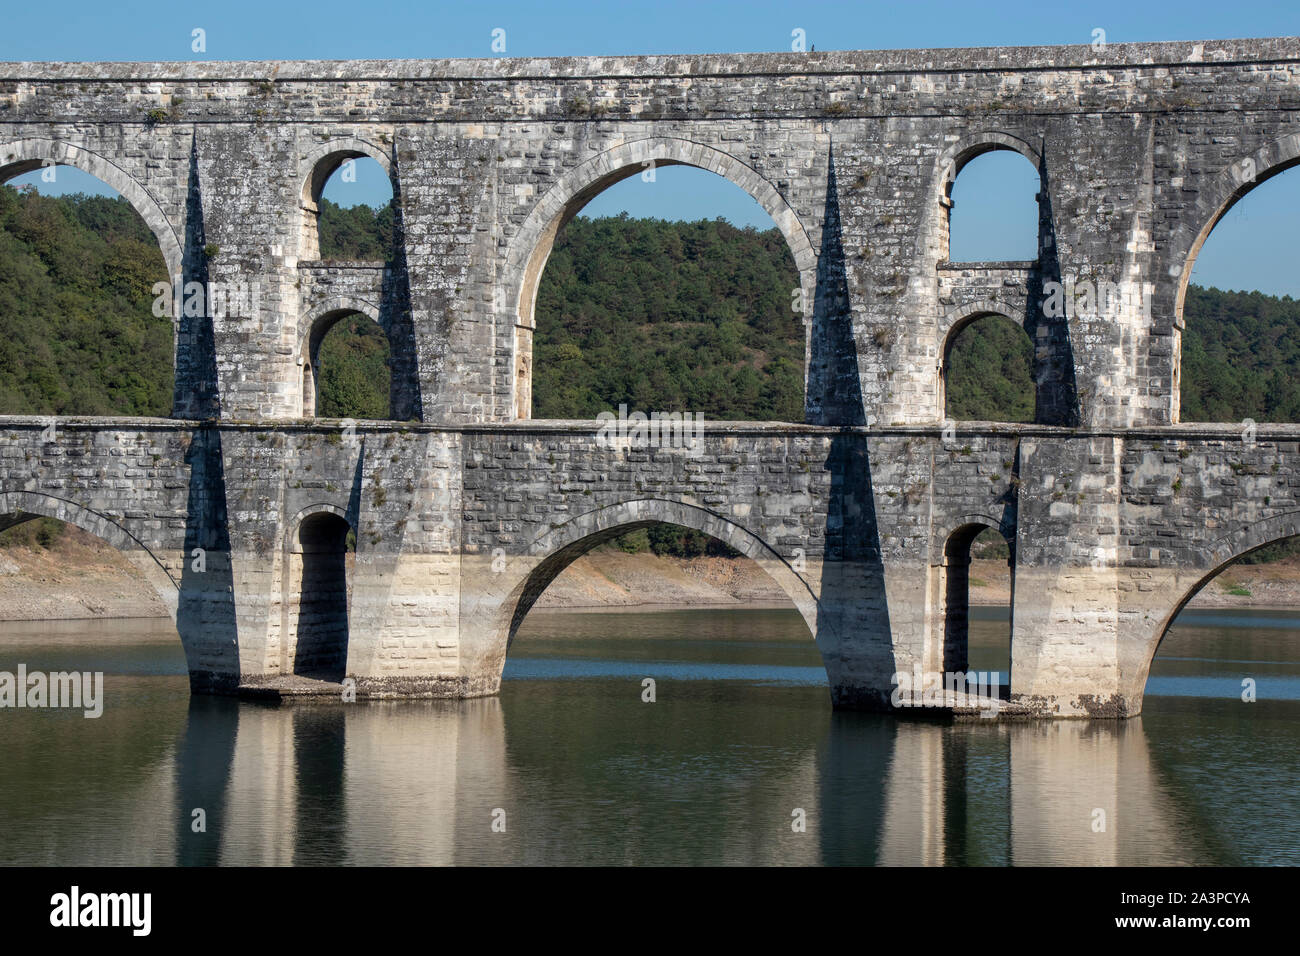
[0,185,172,415]
[1180,284,1300,422]
[317,197,394,262]
[2,184,1299,427]
[531,213,804,421]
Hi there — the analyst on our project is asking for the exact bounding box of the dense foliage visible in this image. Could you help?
[532,214,805,422]
[318,198,394,262]
[613,524,741,559]
[316,313,391,420]
[0,516,64,549]
[0,186,171,415]
[944,316,1035,422]
[1180,284,1300,422]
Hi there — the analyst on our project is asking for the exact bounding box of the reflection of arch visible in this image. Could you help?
[298,299,388,418]
[298,138,393,261]
[0,137,183,281]
[939,304,1035,421]
[0,490,179,622]
[504,137,817,419]
[929,131,1042,264]
[1172,132,1300,335]
[496,497,818,648]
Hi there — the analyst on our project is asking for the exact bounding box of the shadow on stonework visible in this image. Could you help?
[178,427,240,692]
[1024,147,1080,427]
[812,143,897,709]
[381,142,422,422]
[175,133,240,691]
[806,140,864,428]
[173,132,221,420]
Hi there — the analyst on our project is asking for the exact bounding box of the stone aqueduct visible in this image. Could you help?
[2,38,1300,716]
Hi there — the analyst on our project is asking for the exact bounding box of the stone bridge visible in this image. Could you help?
[3,38,1300,716]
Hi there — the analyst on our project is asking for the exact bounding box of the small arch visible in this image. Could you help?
[504,138,817,420]
[283,505,355,681]
[0,138,183,282]
[298,138,394,262]
[929,131,1043,265]
[933,519,1014,697]
[940,307,1036,422]
[298,300,390,419]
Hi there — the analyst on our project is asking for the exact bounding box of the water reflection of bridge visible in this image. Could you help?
[145,700,1220,865]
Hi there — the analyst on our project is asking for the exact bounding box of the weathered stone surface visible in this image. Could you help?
[3,39,1298,716]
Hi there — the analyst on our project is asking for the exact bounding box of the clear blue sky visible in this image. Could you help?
[4,0,1299,294]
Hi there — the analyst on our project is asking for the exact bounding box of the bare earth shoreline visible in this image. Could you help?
[2,526,1298,621]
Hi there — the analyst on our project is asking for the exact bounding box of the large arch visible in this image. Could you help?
[1172,132,1300,336]
[0,490,180,621]
[0,137,183,282]
[1152,509,1300,649]
[503,138,818,420]
[1133,508,1300,706]
[1168,132,1300,423]
[491,497,818,651]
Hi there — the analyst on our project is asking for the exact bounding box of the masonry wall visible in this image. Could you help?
[6,39,1300,429]
[5,41,1300,714]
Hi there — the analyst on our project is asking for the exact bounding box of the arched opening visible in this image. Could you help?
[0,497,185,695]
[301,150,394,262]
[1132,529,1300,865]
[1145,523,1300,701]
[0,163,175,416]
[509,141,816,423]
[530,168,804,422]
[507,518,823,685]
[1179,163,1300,423]
[936,522,1013,699]
[492,497,823,699]
[285,511,354,682]
[0,512,178,623]
[942,313,1035,422]
[944,148,1041,263]
[301,309,391,420]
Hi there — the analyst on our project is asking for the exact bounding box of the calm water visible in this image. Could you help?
[1,605,1297,866]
